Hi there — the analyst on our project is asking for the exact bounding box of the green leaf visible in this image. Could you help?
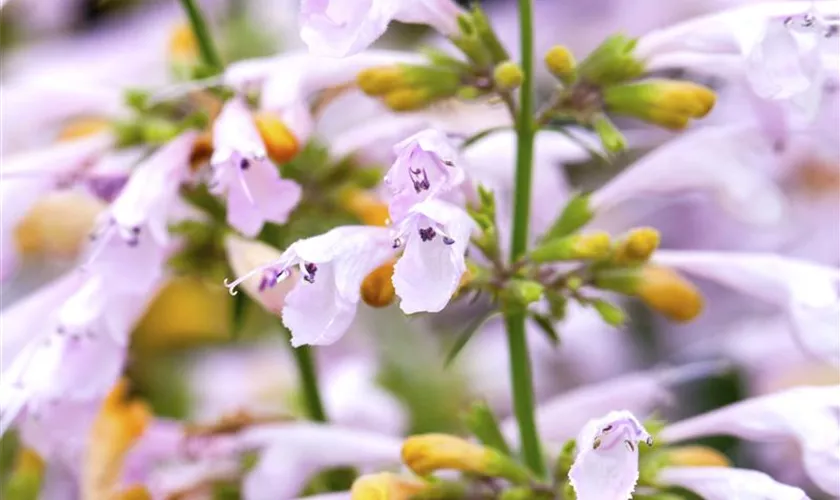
[540,191,594,242]
[528,313,560,347]
[591,299,626,327]
[444,311,496,368]
[463,401,512,456]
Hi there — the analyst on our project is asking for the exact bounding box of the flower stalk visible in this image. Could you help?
[177,0,223,72]
[290,341,328,422]
[505,0,546,478]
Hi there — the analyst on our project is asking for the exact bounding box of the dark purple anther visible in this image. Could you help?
[240,158,250,170]
[442,236,455,245]
[419,227,437,242]
[409,166,431,193]
[303,262,318,283]
[392,238,402,249]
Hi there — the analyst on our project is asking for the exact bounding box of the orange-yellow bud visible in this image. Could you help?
[254,112,299,164]
[401,434,530,483]
[83,380,150,500]
[636,265,703,323]
[604,79,716,130]
[350,473,426,500]
[357,66,408,96]
[340,189,390,227]
[168,22,199,63]
[190,130,214,171]
[666,445,731,467]
[361,261,396,308]
[613,227,660,264]
[15,191,106,258]
[57,117,112,142]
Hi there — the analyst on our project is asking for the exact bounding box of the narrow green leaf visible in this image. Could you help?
[444,311,496,368]
[528,313,560,347]
[463,401,512,456]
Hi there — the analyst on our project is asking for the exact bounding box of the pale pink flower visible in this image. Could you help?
[237,422,401,499]
[568,410,653,500]
[84,131,197,293]
[653,251,840,364]
[385,129,465,222]
[224,226,396,346]
[658,467,810,500]
[590,124,786,227]
[210,98,302,237]
[299,0,463,57]
[392,198,475,314]
[661,385,840,496]
[1,133,114,281]
[225,235,297,315]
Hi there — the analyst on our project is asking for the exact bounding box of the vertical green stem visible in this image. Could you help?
[178,0,224,71]
[290,345,328,422]
[505,0,546,478]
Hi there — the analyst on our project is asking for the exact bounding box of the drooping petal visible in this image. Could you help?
[225,235,297,315]
[661,386,840,496]
[299,0,461,57]
[568,410,652,500]
[653,251,840,364]
[392,199,475,314]
[283,264,358,347]
[658,467,809,500]
[590,124,786,226]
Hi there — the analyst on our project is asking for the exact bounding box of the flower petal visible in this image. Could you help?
[659,466,809,500]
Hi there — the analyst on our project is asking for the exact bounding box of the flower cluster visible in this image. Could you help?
[1,0,838,499]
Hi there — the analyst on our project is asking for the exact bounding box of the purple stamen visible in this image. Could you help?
[419,227,437,242]
[409,166,431,193]
[240,158,250,170]
[392,238,402,249]
[442,236,455,245]
[303,263,318,283]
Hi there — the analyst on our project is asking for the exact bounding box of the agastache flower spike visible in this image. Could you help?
[84,132,197,294]
[224,226,396,346]
[392,198,476,314]
[210,98,302,237]
[568,410,653,500]
[299,0,463,57]
[386,129,465,223]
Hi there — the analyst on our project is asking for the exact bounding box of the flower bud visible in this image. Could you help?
[666,445,731,467]
[339,189,390,226]
[577,34,644,85]
[361,260,396,308]
[493,61,524,91]
[57,117,112,142]
[357,66,408,96]
[542,192,593,241]
[613,227,660,264]
[254,111,299,164]
[603,79,716,130]
[592,115,625,153]
[402,434,530,483]
[544,45,577,84]
[4,448,45,500]
[384,88,432,112]
[15,191,106,258]
[456,85,482,100]
[351,473,426,500]
[636,264,703,323]
[190,130,214,171]
[530,231,611,263]
[503,279,545,309]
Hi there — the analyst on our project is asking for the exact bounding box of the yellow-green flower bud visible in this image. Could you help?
[613,227,660,264]
[541,192,593,242]
[666,445,731,467]
[456,85,483,100]
[592,115,626,153]
[603,79,716,130]
[384,88,432,112]
[493,61,524,91]
[593,264,703,322]
[357,66,407,96]
[544,45,577,84]
[577,34,644,85]
[350,473,426,500]
[504,280,545,308]
[401,434,530,484]
[530,231,611,263]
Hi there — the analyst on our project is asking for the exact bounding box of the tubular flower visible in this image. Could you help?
[568,410,653,500]
[210,98,302,237]
[224,226,397,346]
[299,0,463,57]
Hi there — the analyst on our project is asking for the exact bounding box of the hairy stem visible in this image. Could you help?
[178,0,224,72]
[504,0,546,477]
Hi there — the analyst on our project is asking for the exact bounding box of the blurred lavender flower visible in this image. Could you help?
[658,467,810,500]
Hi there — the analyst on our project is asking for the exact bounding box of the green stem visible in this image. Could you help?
[291,345,328,422]
[178,0,224,71]
[504,0,546,477]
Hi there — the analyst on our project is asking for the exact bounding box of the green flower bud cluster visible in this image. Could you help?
[115,87,210,148]
[539,35,716,153]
